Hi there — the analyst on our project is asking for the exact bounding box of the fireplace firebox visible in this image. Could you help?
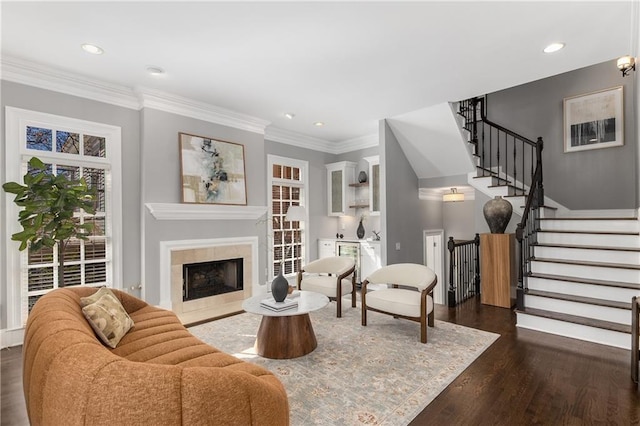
[183,258,243,301]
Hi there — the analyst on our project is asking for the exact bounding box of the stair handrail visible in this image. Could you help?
[474,97,538,147]
[459,96,544,312]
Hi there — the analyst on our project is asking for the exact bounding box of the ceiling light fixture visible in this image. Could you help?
[314,122,324,127]
[284,113,295,120]
[443,188,464,203]
[616,55,636,77]
[146,66,165,76]
[81,43,104,55]
[543,42,565,53]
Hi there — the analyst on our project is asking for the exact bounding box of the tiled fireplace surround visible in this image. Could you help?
[159,236,261,324]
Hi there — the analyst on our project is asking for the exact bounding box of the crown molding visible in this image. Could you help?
[146,203,267,221]
[136,87,270,134]
[419,187,476,201]
[1,56,140,110]
[335,133,379,154]
[1,55,270,134]
[265,126,336,153]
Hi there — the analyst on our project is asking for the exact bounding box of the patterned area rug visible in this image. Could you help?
[189,301,499,425]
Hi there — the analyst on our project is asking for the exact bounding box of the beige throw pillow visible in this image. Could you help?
[80,286,114,308]
[81,290,134,348]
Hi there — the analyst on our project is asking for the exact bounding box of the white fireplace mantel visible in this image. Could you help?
[146,203,267,221]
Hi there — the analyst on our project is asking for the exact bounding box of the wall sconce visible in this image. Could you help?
[443,188,464,202]
[617,55,636,77]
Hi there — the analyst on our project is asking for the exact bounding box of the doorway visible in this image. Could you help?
[423,230,445,305]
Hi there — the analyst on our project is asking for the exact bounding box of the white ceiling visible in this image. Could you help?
[1,1,636,149]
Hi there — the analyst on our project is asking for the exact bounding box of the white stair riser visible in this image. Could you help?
[527,277,640,303]
[541,219,639,233]
[537,232,640,248]
[516,312,630,350]
[525,295,630,325]
[531,261,639,284]
[533,246,640,265]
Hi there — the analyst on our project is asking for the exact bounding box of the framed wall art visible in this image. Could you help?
[179,132,247,205]
[563,86,624,153]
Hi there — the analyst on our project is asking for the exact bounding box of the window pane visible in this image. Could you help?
[85,263,107,284]
[84,135,106,157]
[85,240,106,260]
[28,295,44,313]
[56,131,80,154]
[26,126,52,151]
[292,167,300,181]
[61,264,81,287]
[86,217,106,237]
[283,166,291,180]
[28,245,53,265]
[84,168,106,212]
[28,268,53,291]
[272,164,281,179]
[63,240,81,262]
[56,164,80,180]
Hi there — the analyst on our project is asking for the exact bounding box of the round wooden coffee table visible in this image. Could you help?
[242,291,329,359]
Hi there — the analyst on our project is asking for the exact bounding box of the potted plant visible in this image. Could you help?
[3,157,96,286]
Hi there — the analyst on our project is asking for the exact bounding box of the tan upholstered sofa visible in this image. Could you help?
[23,287,289,425]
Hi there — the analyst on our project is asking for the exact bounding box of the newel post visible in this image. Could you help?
[447,236,456,307]
[515,224,525,310]
[473,233,480,295]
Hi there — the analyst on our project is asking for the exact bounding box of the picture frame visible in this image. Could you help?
[179,132,247,205]
[563,86,624,153]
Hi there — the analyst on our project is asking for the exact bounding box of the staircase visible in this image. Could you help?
[457,97,640,350]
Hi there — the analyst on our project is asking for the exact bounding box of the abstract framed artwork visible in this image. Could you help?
[179,132,247,205]
[563,86,624,153]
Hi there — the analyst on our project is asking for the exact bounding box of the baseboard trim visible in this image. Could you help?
[1,327,25,349]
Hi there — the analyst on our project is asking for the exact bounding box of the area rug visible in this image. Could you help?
[189,301,499,425]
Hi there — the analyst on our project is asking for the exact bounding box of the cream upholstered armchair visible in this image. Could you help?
[361,263,437,343]
[297,256,356,318]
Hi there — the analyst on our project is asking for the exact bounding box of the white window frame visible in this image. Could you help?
[267,155,309,279]
[4,107,123,329]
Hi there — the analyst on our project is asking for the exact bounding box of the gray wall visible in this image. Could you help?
[0,81,141,329]
[381,120,425,265]
[486,60,637,210]
[141,108,267,305]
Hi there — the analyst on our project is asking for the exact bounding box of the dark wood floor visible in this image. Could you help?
[2,297,638,425]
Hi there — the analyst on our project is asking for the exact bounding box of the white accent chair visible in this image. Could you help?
[361,263,437,343]
[297,256,356,318]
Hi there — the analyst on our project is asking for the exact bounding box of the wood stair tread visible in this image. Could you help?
[537,230,639,236]
[516,307,631,334]
[528,272,640,290]
[532,257,640,270]
[526,289,631,310]
[532,242,640,252]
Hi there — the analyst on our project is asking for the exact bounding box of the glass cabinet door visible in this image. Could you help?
[331,169,343,214]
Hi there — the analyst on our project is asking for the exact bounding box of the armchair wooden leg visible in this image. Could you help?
[428,309,434,327]
[337,294,342,318]
[420,314,427,343]
[361,294,367,326]
[351,275,356,308]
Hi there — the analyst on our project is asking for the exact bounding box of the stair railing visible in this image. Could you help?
[458,96,544,311]
[447,234,480,307]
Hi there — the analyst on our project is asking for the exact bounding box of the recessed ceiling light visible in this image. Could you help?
[146,66,165,76]
[314,122,324,127]
[284,113,295,120]
[81,43,104,55]
[543,42,565,53]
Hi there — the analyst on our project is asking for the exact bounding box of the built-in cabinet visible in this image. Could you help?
[325,161,356,216]
[317,238,382,283]
[326,156,379,217]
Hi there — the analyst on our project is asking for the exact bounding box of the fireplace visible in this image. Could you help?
[183,258,243,301]
[161,237,258,324]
